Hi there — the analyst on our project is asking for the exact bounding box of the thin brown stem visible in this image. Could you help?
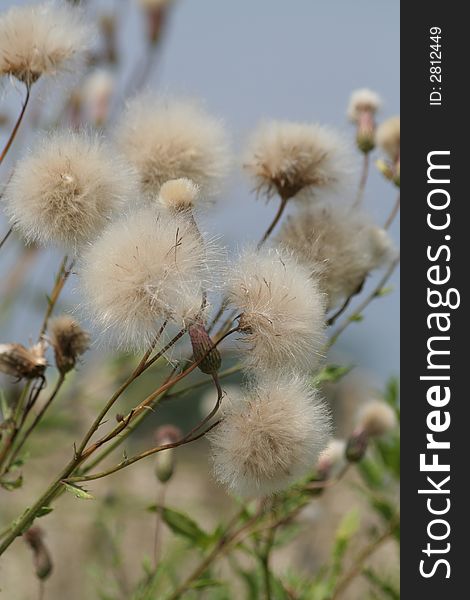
[38,256,74,340]
[6,374,66,472]
[0,226,13,252]
[329,255,400,347]
[384,193,400,230]
[153,485,166,571]
[258,197,288,249]
[326,280,365,327]
[330,522,396,600]
[0,85,31,166]
[353,152,370,207]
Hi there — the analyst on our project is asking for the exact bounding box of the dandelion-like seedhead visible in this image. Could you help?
[79,207,221,350]
[347,88,381,122]
[209,375,331,497]
[158,178,200,212]
[277,204,394,310]
[243,120,354,202]
[115,95,231,201]
[3,130,139,251]
[376,116,400,162]
[227,247,326,373]
[0,342,47,380]
[357,400,398,437]
[0,1,91,86]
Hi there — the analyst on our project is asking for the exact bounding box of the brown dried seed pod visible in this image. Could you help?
[0,342,47,380]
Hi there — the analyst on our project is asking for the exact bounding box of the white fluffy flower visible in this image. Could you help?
[347,88,381,122]
[243,120,354,202]
[115,95,231,202]
[158,178,200,212]
[227,247,326,373]
[79,207,219,350]
[4,130,138,251]
[277,204,394,310]
[209,375,330,497]
[0,1,91,85]
[357,401,398,437]
[376,116,400,162]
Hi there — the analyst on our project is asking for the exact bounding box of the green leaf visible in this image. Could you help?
[147,505,211,548]
[189,578,223,590]
[357,457,384,489]
[314,364,353,384]
[62,482,94,500]
[37,506,53,518]
[363,568,400,599]
[375,286,393,297]
[0,474,23,491]
[384,377,400,410]
[336,508,360,543]
[349,313,364,322]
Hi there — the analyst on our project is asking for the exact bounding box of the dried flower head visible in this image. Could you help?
[0,342,46,380]
[209,376,330,497]
[79,207,218,350]
[0,1,91,86]
[243,120,354,202]
[376,116,400,162]
[356,400,398,437]
[347,88,381,123]
[227,247,326,373]
[277,204,394,310]
[49,315,90,374]
[158,178,200,212]
[3,130,138,250]
[115,95,230,200]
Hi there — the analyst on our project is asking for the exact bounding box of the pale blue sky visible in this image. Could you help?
[0,0,399,383]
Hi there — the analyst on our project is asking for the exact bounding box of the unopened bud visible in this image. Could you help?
[49,316,90,375]
[316,439,346,478]
[154,425,182,483]
[356,111,375,154]
[357,400,397,438]
[0,342,46,380]
[24,527,53,580]
[345,430,369,462]
[188,323,221,375]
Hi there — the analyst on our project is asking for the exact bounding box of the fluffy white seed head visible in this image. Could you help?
[79,207,218,350]
[277,204,394,310]
[0,1,91,85]
[227,247,326,373]
[158,178,200,212]
[243,120,354,202]
[209,376,331,497]
[347,88,381,122]
[357,401,397,437]
[115,95,231,201]
[3,130,138,251]
[376,116,400,161]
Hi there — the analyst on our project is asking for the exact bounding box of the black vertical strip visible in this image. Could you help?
[401,3,467,597]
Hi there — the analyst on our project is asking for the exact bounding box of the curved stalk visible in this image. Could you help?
[0,85,31,166]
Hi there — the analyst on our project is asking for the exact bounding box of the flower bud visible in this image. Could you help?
[357,400,397,438]
[23,527,53,580]
[316,438,346,478]
[154,425,182,483]
[188,323,221,375]
[0,342,47,380]
[49,316,90,375]
[345,430,369,462]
